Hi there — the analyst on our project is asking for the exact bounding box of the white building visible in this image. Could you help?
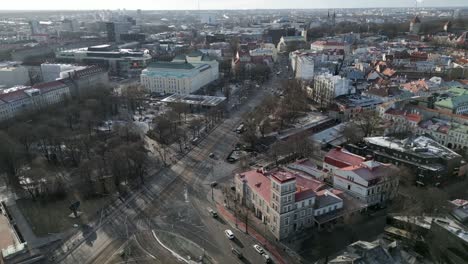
[295,55,315,80]
[141,55,218,95]
[333,160,399,206]
[311,73,354,106]
[310,40,351,54]
[41,63,86,82]
[0,62,30,87]
[277,36,307,53]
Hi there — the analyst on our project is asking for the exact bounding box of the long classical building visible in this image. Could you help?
[141,53,218,95]
[0,66,109,121]
[0,81,70,121]
[235,168,343,240]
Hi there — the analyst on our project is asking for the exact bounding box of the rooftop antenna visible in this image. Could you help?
[198,0,200,11]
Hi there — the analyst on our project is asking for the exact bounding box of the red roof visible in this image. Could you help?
[238,170,271,203]
[295,176,325,192]
[238,168,327,203]
[0,89,29,103]
[33,80,66,93]
[271,170,296,183]
[295,189,315,201]
[324,147,366,169]
[339,161,394,183]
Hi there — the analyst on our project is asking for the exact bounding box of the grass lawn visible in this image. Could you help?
[16,192,113,237]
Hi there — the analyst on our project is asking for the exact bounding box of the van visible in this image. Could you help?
[225,229,234,239]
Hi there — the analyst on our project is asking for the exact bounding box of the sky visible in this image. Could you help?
[1,0,467,10]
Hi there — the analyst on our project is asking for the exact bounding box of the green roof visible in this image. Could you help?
[435,87,468,110]
[148,61,195,70]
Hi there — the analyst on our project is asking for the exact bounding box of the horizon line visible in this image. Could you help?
[0,6,468,12]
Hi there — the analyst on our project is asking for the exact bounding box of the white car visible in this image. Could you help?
[253,244,264,254]
[225,229,234,240]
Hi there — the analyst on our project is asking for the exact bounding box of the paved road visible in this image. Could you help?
[50,57,289,264]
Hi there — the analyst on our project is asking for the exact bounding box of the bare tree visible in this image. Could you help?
[0,132,23,188]
[341,122,365,144]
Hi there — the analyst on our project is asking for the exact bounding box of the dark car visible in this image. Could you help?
[231,248,243,259]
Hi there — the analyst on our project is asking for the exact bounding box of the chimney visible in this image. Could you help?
[365,155,373,161]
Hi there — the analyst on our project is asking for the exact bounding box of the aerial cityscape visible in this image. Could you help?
[0,1,468,264]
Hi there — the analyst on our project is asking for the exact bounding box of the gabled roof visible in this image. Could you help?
[33,80,67,93]
[0,89,29,103]
[340,161,393,182]
[324,147,366,169]
[238,170,271,203]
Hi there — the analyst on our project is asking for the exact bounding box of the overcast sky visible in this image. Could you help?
[1,0,467,10]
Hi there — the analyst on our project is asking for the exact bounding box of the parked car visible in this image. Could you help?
[225,229,234,239]
[263,253,271,263]
[253,244,264,254]
[209,152,215,158]
[231,248,243,259]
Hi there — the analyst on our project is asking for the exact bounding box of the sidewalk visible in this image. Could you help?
[216,203,292,264]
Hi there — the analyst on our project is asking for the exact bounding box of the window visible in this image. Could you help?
[285,217,290,225]
[301,201,305,207]
[347,185,351,190]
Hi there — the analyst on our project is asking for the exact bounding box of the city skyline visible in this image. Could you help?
[1,0,468,11]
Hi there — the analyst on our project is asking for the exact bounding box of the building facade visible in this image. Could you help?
[295,55,315,80]
[141,60,218,95]
[333,160,399,206]
[311,73,354,106]
[0,81,70,121]
[235,168,343,240]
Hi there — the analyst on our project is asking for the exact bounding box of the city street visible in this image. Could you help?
[49,58,290,264]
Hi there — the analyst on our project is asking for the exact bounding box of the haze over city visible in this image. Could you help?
[1,0,468,10]
[0,2,468,264]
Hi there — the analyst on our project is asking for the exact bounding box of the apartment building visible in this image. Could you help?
[311,73,354,106]
[235,168,343,240]
[295,55,315,80]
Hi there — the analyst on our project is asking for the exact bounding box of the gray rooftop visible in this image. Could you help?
[161,94,226,107]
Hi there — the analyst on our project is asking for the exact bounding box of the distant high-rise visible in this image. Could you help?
[29,20,42,34]
[61,19,79,32]
[106,21,131,42]
[409,16,421,35]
